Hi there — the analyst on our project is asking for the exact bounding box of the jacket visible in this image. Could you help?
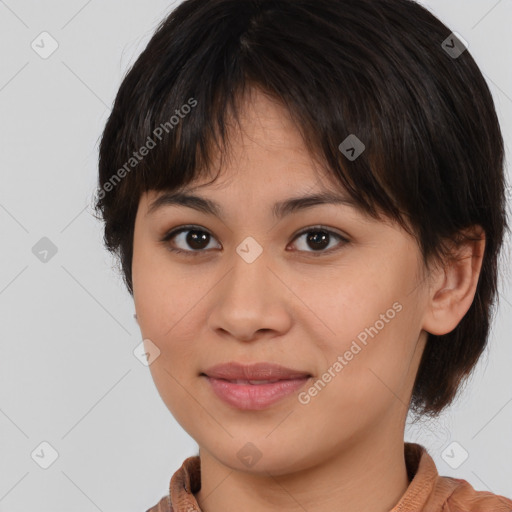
[146,442,512,512]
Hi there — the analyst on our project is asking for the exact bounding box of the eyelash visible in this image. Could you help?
[159,224,350,258]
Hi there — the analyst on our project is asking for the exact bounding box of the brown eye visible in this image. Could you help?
[160,224,349,257]
[161,226,220,255]
[183,229,210,250]
[305,231,330,250]
[290,226,349,256]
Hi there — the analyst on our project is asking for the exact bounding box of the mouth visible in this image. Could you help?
[200,362,312,410]
[207,378,296,385]
[201,361,312,381]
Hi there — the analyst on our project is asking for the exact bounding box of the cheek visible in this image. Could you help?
[132,238,179,336]
[298,314,417,431]
[288,259,404,346]
[132,252,211,378]
[299,261,421,402]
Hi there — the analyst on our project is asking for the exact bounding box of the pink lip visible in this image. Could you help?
[203,361,311,380]
[201,362,312,410]
[204,376,311,410]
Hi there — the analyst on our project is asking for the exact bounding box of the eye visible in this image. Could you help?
[160,225,220,256]
[160,225,349,257]
[289,226,349,256]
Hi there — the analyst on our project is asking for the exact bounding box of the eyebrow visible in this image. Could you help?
[147,190,361,220]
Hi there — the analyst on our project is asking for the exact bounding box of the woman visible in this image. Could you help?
[95,0,512,510]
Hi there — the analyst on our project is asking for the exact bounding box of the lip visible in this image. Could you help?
[202,361,311,380]
[201,362,312,410]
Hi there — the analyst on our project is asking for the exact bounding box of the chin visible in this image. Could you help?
[204,439,317,476]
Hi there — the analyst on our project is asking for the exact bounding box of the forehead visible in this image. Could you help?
[138,87,390,229]
[228,92,345,186]
[223,87,315,161]
[146,97,370,220]
[147,88,349,204]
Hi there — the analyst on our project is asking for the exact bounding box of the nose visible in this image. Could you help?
[206,248,292,343]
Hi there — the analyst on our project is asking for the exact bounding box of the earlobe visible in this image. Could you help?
[422,226,486,336]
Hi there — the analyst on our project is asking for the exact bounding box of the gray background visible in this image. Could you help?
[0,1,511,511]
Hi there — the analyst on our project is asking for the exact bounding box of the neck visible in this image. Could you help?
[195,424,410,512]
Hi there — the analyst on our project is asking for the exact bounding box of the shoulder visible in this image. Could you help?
[439,475,512,511]
[145,494,171,512]
[394,443,511,512]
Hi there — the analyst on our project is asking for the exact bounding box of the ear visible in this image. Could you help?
[422,225,486,336]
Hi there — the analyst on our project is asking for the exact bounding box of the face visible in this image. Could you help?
[132,88,431,475]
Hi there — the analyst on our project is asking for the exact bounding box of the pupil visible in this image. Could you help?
[307,231,329,250]
[187,230,209,249]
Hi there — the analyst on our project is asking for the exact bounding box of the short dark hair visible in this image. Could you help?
[95,0,509,418]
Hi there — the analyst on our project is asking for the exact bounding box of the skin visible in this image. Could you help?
[132,87,485,512]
